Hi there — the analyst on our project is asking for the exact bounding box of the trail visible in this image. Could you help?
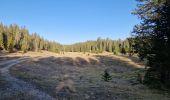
[0,57,55,100]
[0,57,28,66]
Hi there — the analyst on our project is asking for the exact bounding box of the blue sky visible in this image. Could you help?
[0,0,139,44]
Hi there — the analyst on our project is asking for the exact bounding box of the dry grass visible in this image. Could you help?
[0,51,169,99]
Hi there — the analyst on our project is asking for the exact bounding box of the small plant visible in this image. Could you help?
[102,70,112,82]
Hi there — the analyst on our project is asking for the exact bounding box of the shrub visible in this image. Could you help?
[102,70,112,82]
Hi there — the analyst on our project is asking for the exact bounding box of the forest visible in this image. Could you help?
[0,23,131,55]
[0,23,62,53]
[0,0,170,99]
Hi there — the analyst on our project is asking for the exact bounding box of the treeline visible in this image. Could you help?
[132,0,170,87]
[0,23,132,55]
[64,37,130,54]
[0,23,61,53]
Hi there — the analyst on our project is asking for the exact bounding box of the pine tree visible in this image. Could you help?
[102,70,112,82]
[127,37,135,56]
[0,33,4,50]
[97,37,103,52]
[133,0,170,86]
[7,32,14,53]
[0,24,4,50]
[21,34,28,53]
[108,40,112,52]
[32,33,39,52]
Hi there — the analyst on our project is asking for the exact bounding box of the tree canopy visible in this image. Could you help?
[0,23,131,55]
[0,23,62,53]
[132,0,170,87]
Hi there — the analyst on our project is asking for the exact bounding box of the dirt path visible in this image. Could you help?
[0,57,55,100]
[0,57,28,66]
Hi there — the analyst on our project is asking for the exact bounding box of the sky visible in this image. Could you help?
[0,0,139,44]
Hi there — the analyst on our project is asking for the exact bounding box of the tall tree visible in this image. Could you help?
[133,0,170,85]
[0,24,4,50]
[0,33,4,50]
[97,37,103,52]
[20,32,29,52]
[127,37,135,56]
[0,23,61,53]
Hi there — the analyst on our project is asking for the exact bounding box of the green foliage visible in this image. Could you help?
[121,47,126,55]
[97,37,103,52]
[0,23,131,57]
[7,33,14,53]
[102,70,112,82]
[0,23,62,53]
[133,0,170,87]
[127,37,135,56]
[113,45,119,55]
[20,29,29,52]
[0,33,4,50]
[64,37,130,54]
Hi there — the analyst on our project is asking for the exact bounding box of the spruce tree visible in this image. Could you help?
[133,0,170,86]
[102,70,112,82]
[0,33,4,50]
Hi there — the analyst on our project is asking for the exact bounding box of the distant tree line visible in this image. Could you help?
[64,37,130,55]
[0,23,62,53]
[132,0,170,87]
[0,23,132,55]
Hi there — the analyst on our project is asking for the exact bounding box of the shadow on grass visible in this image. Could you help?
[1,52,170,100]
[8,55,145,99]
[94,55,142,69]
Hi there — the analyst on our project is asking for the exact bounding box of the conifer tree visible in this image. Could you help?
[0,33,4,50]
[133,0,170,85]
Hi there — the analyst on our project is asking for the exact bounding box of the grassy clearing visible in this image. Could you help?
[8,53,170,100]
